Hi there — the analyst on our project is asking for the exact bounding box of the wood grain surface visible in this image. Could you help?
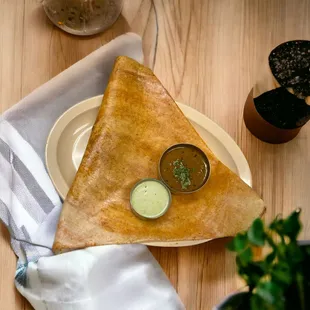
[0,0,310,309]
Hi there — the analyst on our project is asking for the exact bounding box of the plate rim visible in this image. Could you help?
[45,95,252,247]
[177,102,252,187]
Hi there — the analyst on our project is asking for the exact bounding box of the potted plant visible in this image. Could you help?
[243,40,310,144]
[214,209,310,310]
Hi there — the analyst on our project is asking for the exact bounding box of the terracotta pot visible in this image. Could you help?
[243,89,302,144]
[243,40,310,144]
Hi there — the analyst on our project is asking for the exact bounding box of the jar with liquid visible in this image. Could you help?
[42,0,123,36]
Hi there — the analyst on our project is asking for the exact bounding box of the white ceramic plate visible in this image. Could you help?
[46,95,252,247]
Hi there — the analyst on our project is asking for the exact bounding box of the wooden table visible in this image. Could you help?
[1,1,310,309]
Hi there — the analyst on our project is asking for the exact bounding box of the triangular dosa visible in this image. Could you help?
[52,56,265,254]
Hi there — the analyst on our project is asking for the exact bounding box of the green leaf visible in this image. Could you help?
[248,218,266,246]
[251,293,285,309]
[270,261,292,286]
[252,261,266,273]
[286,242,304,264]
[270,210,302,241]
[266,235,277,250]
[283,210,302,240]
[226,232,248,253]
[265,251,276,265]
[269,218,285,235]
[255,281,284,305]
[242,261,266,288]
[250,295,265,310]
[276,243,287,260]
[237,247,253,267]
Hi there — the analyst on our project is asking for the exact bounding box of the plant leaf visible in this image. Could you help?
[270,261,292,286]
[255,281,284,305]
[226,232,248,253]
[250,295,265,310]
[265,251,276,265]
[276,243,287,260]
[242,262,266,289]
[248,218,265,246]
[283,210,302,240]
[286,242,304,264]
[237,247,253,267]
[269,218,284,235]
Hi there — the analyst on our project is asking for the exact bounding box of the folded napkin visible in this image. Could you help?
[0,33,184,310]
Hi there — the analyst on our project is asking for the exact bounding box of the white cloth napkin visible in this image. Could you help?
[0,32,184,310]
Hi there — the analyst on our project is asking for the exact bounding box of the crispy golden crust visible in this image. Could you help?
[52,56,265,254]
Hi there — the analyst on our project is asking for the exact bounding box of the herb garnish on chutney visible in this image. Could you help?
[173,159,192,189]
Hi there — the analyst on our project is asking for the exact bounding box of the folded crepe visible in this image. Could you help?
[52,56,265,254]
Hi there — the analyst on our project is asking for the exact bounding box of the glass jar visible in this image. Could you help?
[42,0,123,36]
